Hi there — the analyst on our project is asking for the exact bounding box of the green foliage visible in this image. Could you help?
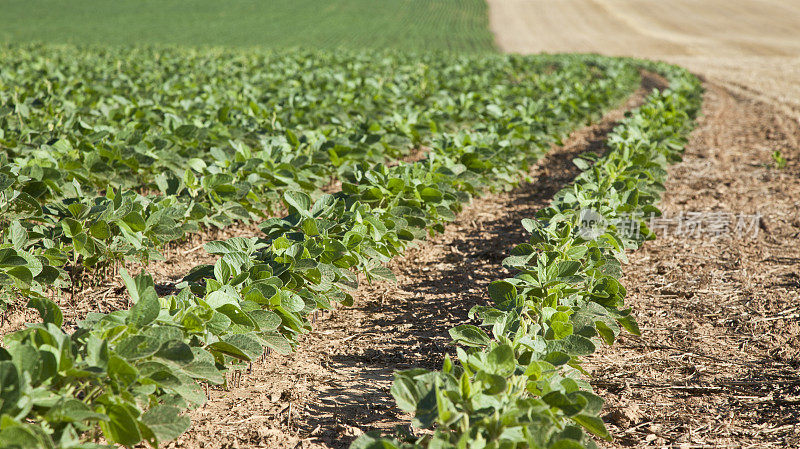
[0,47,645,448]
[0,45,639,296]
[0,0,495,52]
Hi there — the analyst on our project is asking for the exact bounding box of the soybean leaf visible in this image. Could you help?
[27,297,63,327]
[449,325,491,348]
[100,404,142,446]
[141,405,190,444]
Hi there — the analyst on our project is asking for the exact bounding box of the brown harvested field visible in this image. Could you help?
[488,0,800,447]
[488,0,800,122]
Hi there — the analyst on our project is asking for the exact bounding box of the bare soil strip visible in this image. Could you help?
[165,79,657,449]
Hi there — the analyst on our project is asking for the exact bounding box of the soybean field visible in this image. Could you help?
[1,1,798,448]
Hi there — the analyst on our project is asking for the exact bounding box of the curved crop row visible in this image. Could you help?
[354,62,703,449]
[0,51,641,448]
